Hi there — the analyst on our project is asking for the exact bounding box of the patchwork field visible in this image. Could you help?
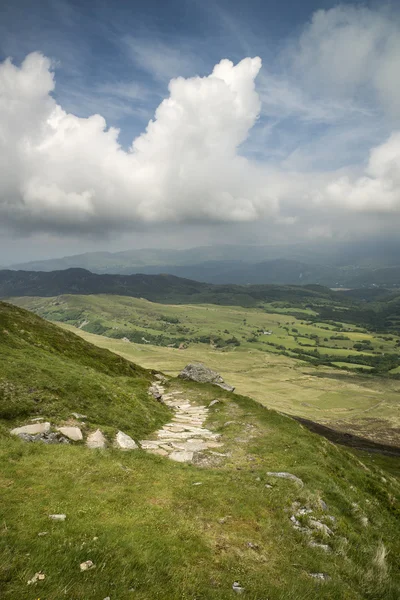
[9,295,400,447]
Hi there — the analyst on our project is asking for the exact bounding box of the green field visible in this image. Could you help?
[1,301,400,599]
[9,294,400,447]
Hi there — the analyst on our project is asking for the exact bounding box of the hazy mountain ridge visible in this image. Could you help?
[9,241,400,288]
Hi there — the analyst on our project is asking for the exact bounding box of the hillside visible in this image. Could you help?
[1,301,400,599]
[0,301,169,437]
[0,268,339,306]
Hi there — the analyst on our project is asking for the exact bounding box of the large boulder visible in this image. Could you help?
[178,363,235,392]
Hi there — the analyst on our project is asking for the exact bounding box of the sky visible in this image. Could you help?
[1,0,400,264]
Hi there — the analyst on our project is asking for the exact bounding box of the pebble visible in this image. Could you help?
[49,514,66,521]
[232,581,245,594]
[27,571,45,585]
[80,560,95,571]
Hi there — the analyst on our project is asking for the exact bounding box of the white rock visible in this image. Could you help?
[49,514,66,521]
[11,422,51,436]
[169,451,194,463]
[86,429,106,449]
[115,431,138,450]
[57,426,83,441]
[80,560,95,571]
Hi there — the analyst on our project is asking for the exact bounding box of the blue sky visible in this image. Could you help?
[0,0,400,261]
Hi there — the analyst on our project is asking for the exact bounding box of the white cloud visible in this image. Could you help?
[1,52,281,233]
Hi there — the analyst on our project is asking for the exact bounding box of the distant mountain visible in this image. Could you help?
[8,240,400,288]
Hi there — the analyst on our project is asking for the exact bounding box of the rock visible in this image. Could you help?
[232,581,245,594]
[193,482,203,486]
[266,472,304,487]
[38,531,48,536]
[265,484,272,489]
[49,514,66,521]
[246,542,259,550]
[155,373,167,382]
[309,519,333,536]
[308,541,331,552]
[57,426,83,441]
[115,431,138,450]
[169,451,194,463]
[27,571,45,584]
[319,499,328,511]
[309,573,330,581]
[178,363,235,392]
[71,412,87,419]
[209,399,220,407]
[148,448,169,456]
[149,384,163,400]
[80,560,95,572]
[17,432,69,444]
[86,429,106,449]
[11,422,51,436]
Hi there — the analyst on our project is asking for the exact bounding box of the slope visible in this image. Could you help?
[0,301,169,438]
[0,302,400,599]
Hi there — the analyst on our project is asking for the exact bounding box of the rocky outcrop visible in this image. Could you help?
[178,363,235,392]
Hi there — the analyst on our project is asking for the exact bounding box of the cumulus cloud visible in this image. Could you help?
[0,52,284,233]
[1,35,400,238]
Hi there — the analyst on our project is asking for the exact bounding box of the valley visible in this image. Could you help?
[9,293,400,447]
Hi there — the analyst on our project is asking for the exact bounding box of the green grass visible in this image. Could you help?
[12,294,398,446]
[0,302,169,439]
[333,362,374,371]
[1,380,400,599]
[1,302,400,599]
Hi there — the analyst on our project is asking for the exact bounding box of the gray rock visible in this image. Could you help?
[57,426,83,441]
[232,581,245,594]
[18,432,69,444]
[49,514,66,521]
[209,399,220,407]
[80,560,95,571]
[308,541,331,552]
[309,519,333,536]
[86,429,106,449]
[11,422,51,436]
[178,363,235,392]
[309,573,330,581]
[319,499,328,511]
[71,412,87,419]
[169,451,194,463]
[266,472,304,487]
[115,431,138,450]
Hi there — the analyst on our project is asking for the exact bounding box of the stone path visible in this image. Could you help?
[141,383,222,463]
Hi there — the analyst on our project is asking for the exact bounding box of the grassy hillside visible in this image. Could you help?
[10,294,400,447]
[0,302,169,438]
[1,303,400,599]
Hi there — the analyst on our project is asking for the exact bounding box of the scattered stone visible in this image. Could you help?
[49,514,66,521]
[266,472,304,487]
[169,451,194,463]
[71,412,87,419]
[246,542,259,550]
[115,431,138,450]
[193,482,203,486]
[57,426,83,441]
[86,429,106,449]
[17,431,70,444]
[309,519,333,536]
[149,384,163,400]
[155,373,167,382]
[265,484,272,489]
[38,531,48,536]
[80,560,95,572]
[319,499,328,511]
[11,422,51,436]
[232,581,245,594]
[309,573,330,581]
[308,541,331,552]
[27,571,45,585]
[209,399,220,407]
[178,363,235,392]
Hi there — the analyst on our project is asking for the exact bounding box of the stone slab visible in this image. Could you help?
[115,431,138,450]
[57,426,83,441]
[11,422,51,436]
